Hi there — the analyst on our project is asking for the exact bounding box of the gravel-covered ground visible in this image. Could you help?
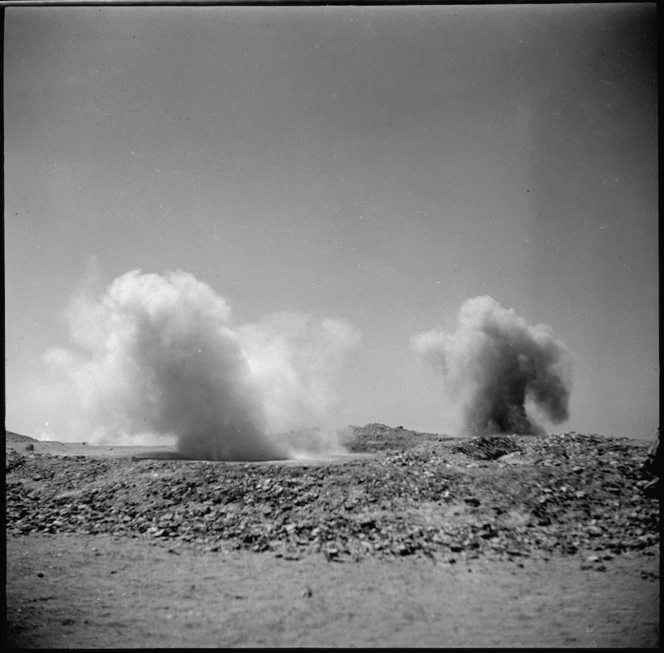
[6,424,659,563]
[5,424,660,648]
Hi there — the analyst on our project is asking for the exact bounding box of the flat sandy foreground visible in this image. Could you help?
[6,432,660,648]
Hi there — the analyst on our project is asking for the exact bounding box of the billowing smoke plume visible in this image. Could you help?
[41,270,361,460]
[237,312,361,456]
[411,296,573,436]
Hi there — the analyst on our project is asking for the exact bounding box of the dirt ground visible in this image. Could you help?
[5,434,660,648]
[4,435,374,466]
[6,533,659,648]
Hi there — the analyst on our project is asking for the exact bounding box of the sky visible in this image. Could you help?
[4,3,658,443]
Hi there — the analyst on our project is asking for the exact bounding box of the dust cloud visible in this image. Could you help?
[41,270,360,460]
[411,296,574,436]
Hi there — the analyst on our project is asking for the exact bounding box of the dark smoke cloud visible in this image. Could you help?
[411,296,574,436]
[41,270,360,460]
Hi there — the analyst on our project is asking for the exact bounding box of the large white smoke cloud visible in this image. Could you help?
[237,313,361,455]
[411,296,574,436]
[41,270,361,460]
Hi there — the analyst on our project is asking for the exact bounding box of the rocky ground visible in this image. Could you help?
[5,424,660,647]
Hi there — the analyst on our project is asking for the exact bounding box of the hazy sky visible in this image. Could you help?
[4,4,658,440]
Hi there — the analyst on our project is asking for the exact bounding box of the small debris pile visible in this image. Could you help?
[345,423,447,453]
[641,429,660,494]
[453,434,522,460]
[5,426,659,563]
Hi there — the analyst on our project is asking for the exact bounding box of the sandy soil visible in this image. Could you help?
[4,435,374,466]
[6,433,660,648]
[6,533,659,648]
[6,435,190,461]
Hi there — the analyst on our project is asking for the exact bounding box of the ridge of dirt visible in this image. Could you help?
[6,425,659,562]
[5,431,39,444]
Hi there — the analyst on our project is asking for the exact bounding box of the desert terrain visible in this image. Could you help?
[6,425,660,648]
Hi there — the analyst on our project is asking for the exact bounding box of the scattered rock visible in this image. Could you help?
[5,426,659,564]
[454,435,521,461]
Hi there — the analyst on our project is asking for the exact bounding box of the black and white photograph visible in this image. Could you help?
[4,1,659,647]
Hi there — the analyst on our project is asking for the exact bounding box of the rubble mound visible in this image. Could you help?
[346,423,450,453]
[5,426,659,563]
